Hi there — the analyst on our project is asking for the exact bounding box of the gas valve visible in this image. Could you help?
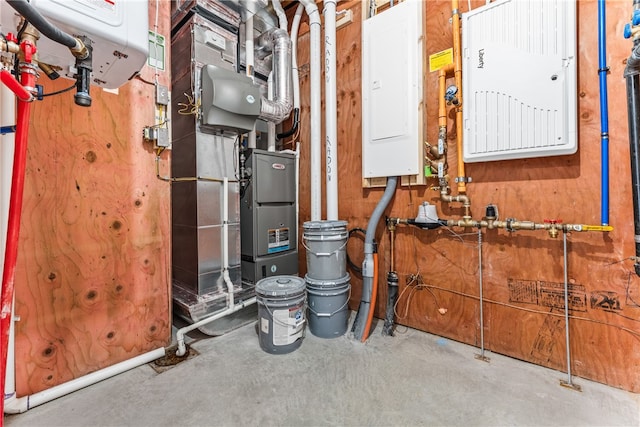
[543,219,562,238]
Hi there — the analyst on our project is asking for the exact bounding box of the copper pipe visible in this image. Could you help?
[438,64,454,128]
[389,221,396,272]
[451,0,466,194]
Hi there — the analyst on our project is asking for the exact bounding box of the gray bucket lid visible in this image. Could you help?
[303,220,348,231]
[256,275,306,297]
[305,273,351,288]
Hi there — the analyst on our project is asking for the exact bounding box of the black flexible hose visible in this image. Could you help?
[346,228,366,274]
[6,0,78,49]
[277,108,300,139]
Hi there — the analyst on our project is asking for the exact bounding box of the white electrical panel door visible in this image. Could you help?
[362,0,422,179]
[462,0,577,162]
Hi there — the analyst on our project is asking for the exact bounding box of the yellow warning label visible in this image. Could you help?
[429,48,454,72]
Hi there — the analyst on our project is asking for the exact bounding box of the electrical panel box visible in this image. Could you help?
[361,0,423,179]
[462,0,577,162]
[1,0,149,89]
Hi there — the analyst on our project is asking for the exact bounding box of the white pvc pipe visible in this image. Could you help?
[246,16,257,149]
[272,0,288,31]
[175,297,257,357]
[324,0,338,221]
[300,0,322,221]
[290,5,304,111]
[4,347,165,414]
[176,177,249,357]
[1,83,16,403]
[267,72,276,151]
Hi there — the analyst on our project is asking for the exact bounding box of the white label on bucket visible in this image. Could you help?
[272,306,305,346]
[261,317,269,334]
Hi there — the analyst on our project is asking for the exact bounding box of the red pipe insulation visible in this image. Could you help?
[0,42,36,423]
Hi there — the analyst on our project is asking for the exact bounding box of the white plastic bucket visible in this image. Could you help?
[302,220,348,280]
[256,275,306,354]
[305,274,351,339]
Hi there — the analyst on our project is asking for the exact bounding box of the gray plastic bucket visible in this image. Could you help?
[305,274,351,339]
[302,220,348,280]
[256,275,306,354]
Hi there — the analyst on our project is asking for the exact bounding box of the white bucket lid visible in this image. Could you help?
[303,220,348,231]
[256,275,306,297]
[305,273,351,288]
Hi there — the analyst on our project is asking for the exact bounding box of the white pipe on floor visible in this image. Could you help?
[4,347,165,414]
[175,177,254,357]
[324,0,338,220]
[222,177,234,310]
[246,16,256,149]
[300,0,322,221]
[1,83,16,403]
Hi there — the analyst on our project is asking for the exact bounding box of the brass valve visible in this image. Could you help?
[544,219,562,238]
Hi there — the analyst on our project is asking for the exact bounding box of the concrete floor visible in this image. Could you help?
[5,316,640,427]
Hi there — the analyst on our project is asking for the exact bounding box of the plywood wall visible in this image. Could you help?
[295,0,640,392]
[12,2,172,396]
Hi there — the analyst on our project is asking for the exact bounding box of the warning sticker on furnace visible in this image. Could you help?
[268,228,290,253]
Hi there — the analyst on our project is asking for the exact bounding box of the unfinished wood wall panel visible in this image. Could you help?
[297,0,640,392]
[13,1,172,396]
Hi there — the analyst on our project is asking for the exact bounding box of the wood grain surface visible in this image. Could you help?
[296,0,640,392]
[13,1,172,396]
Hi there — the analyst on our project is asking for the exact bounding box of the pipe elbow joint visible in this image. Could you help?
[259,98,293,124]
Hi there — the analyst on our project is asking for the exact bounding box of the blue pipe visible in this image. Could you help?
[598,0,610,226]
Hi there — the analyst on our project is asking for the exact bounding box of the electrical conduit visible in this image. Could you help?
[299,0,322,221]
[598,0,610,226]
[324,0,339,220]
[352,176,398,341]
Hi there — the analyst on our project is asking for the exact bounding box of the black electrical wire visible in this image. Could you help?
[346,228,367,275]
[41,82,76,97]
[277,108,300,139]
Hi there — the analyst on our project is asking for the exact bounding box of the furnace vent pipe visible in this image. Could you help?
[299,0,322,221]
[278,3,304,141]
[324,0,339,220]
[272,0,288,30]
[257,28,293,124]
[352,176,398,341]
